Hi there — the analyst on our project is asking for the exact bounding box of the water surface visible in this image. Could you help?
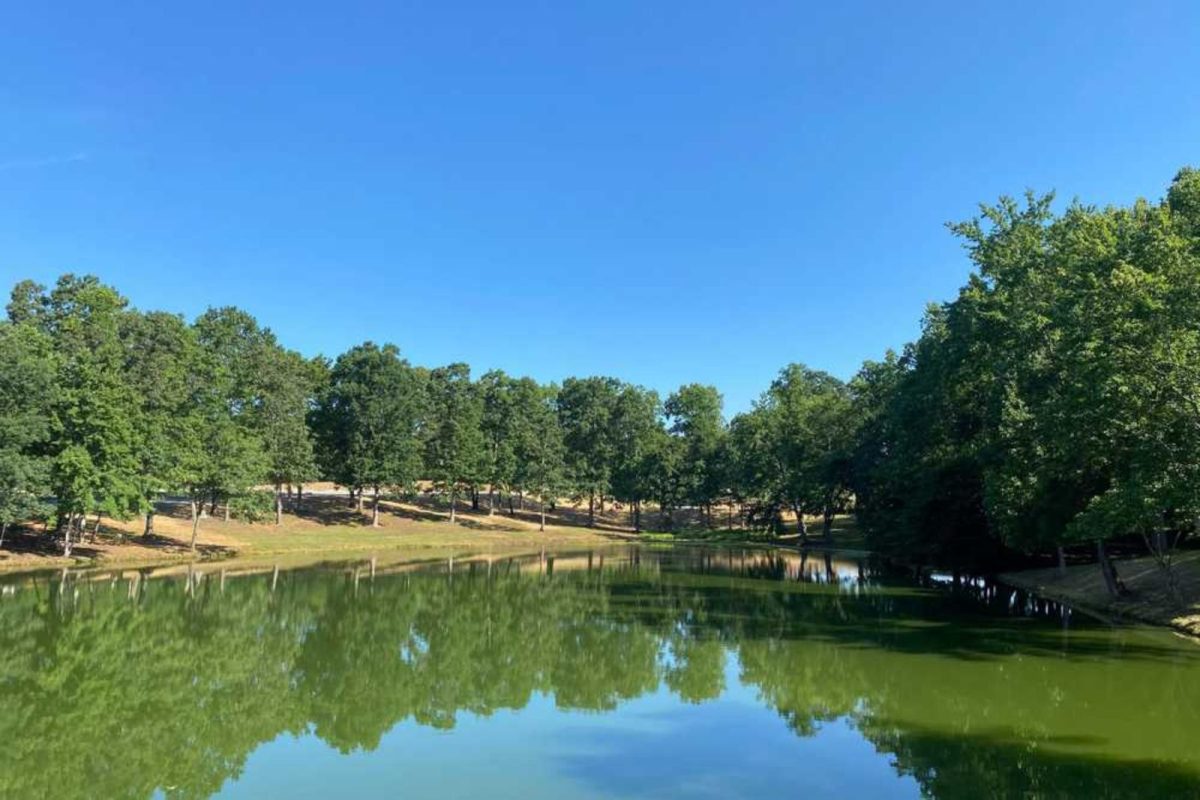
[1,547,1197,798]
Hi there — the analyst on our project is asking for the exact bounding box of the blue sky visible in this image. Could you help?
[2,1,1198,413]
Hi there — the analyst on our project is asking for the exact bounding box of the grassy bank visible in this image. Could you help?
[638,514,866,551]
[1001,550,1200,638]
[0,490,627,573]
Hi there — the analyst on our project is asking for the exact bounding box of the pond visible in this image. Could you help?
[1,546,1197,799]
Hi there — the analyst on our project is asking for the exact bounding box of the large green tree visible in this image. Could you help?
[312,343,425,526]
[0,320,56,546]
[557,377,622,526]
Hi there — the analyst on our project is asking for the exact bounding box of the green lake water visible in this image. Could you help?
[1,546,1198,799]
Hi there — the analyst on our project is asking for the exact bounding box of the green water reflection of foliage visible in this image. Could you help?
[0,550,1198,799]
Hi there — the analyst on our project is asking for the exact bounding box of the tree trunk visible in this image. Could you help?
[634,501,642,533]
[286,484,293,499]
[1056,546,1066,577]
[489,485,496,516]
[588,493,595,528]
[357,490,365,514]
[471,488,480,512]
[223,502,230,522]
[508,493,516,516]
[794,504,808,544]
[519,490,524,511]
[276,484,284,526]
[144,510,155,537]
[349,487,357,508]
[296,483,303,511]
[599,495,605,513]
[209,492,217,516]
[1096,540,1120,598]
[63,515,73,557]
[372,486,381,527]
[540,498,546,532]
[190,506,201,552]
[91,510,102,542]
[449,487,457,524]
[822,505,834,542]
[0,522,7,549]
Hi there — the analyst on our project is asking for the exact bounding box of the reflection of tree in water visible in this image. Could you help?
[0,549,1197,798]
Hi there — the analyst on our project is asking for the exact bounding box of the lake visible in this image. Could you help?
[1,546,1197,799]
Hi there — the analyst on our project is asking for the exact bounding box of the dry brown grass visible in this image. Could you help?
[0,491,626,573]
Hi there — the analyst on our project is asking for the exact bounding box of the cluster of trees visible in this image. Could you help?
[849,167,1200,590]
[3,167,1199,580]
[0,275,860,550]
[1,278,320,553]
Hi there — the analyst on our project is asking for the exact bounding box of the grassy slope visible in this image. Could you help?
[0,491,626,572]
[1001,550,1200,637]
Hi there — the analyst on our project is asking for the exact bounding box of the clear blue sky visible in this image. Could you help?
[2,2,1198,413]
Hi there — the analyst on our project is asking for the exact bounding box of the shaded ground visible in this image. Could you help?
[0,488,624,573]
[1001,549,1200,638]
[0,488,868,574]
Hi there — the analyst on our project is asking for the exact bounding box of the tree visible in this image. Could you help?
[423,363,484,524]
[512,380,565,531]
[478,370,519,515]
[184,307,273,542]
[734,366,854,541]
[557,377,622,526]
[609,384,662,532]
[34,276,143,551]
[313,343,425,526]
[121,311,201,536]
[664,384,725,527]
[0,321,55,547]
[257,346,319,524]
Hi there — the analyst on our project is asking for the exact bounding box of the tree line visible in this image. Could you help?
[0,274,861,552]
[2,167,1199,581]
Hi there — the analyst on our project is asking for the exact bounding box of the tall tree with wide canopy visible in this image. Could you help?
[664,384,726,527]
[121,310,202,536]
[313,343,425,526]
[25,276,144,553]
[557,377,622,527]
[609,384,662,532]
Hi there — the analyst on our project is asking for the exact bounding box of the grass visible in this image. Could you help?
[0,489,626,573]
[0,489,867,574]
[1001,549,1200,638]
[636,513,867,549]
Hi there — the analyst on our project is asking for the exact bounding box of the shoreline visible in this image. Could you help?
[999,551,1200,640]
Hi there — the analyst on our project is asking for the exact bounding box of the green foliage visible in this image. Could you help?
[423,363,485,507]
[228,489,277,522]
[313,342,424,494]
[0,321,55,530]
[852,168,1200,566]
[729,365,855,536]
[4,167,1199,566]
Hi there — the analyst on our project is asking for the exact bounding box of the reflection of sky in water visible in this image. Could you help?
[220,653,919,799]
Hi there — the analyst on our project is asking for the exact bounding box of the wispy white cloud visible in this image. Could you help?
[0,152,88,172]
